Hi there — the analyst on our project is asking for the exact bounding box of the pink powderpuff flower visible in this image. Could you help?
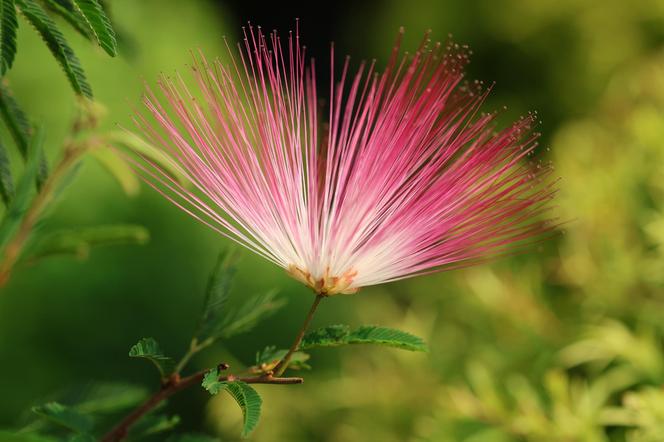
[127,23,557,296]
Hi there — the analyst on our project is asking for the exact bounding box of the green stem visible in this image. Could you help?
[172,337,213,375]
[273,294,325,377]
[0,144,86,287]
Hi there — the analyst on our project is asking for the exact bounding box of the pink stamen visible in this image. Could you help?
[125,24,557,295]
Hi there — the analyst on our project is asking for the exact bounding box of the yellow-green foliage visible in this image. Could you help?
[208,2,664,441]
[2,0,664,441]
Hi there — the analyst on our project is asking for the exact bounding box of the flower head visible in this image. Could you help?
[128,23,556,295]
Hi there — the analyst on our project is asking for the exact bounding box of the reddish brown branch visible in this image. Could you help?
[103,291,324,441]
[100,367,302,442]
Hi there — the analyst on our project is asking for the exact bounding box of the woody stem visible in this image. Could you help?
[100,367,302,442]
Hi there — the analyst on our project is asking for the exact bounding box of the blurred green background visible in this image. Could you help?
[2,0,664,440]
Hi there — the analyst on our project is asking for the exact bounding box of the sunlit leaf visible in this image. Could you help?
[71,0,116,56]
[346,326,428,351]
[224,381,262,438]
[299,325,350,349]
[300,325,427,352]
[128,337,174,379]
[254,346,310,373]
[90,148,140,196]
[201,367,225,395]
[42,0,91,39]
[16,0,92,97]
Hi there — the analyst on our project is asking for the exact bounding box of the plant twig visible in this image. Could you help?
[100,366,302,442]
[0,144,86,287]
[103,294,324,441]
[273,293,325,377]
[172,337,213,375]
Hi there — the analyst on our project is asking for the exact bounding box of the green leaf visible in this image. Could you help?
[39,163,81,221]
[35,152,47,189]
[108,130,185,184]
[128,337,174,378]
[300,325,428,352]
[67,435,95,442]
[255,346,310,372]
[1,0,18,75]
[201,367,225,395]
[0,431,57,442]
[71,0,115,56]
[16,0,92,97]
[299,324,350,349]
[0,137,14,204]
[346,325,428,351]
[41,0,116,58]
[73,382,149,414]
[31,402,92,433]
[90,147,140,196]
[42,0,91,40]
[0,82,31,157]
[0,125,42,250]
[129,413,180,438]
[0,84,46,187]
[166,434,219,442]
[224,381,262,438]
[216,290,285,339]
[194,250,236,342]
[191,252,285,343]
[25,224,149,261]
